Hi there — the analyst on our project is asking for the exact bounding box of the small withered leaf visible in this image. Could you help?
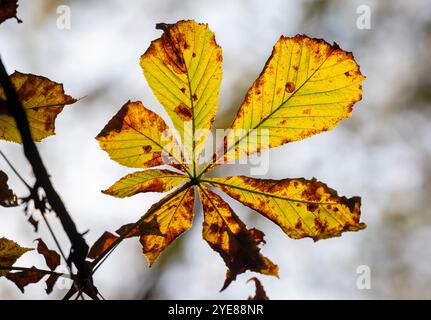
[45,273,60,294]
[35,238,61,271]
[88,231,118,260]
[27,214,39,232]
[0,0,21,24]
[5,266,45,293]
[0,170,18,207]
[247,277,269,300]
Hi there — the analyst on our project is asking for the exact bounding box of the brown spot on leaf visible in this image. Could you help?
[216,52,222,62]
[180,87,186,93]
[174,103,192,121]
[314,217,328,234]
[285,82,295,93]
[140,179,167,193]
[142,145,152,153]
[152,22,187,74]
[307,203,319,212]
[192,93,198,101]
[302,108,311,115]
[301,178,322,202]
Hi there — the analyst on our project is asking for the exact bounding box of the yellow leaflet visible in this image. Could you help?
[139,187,195,266]
[103,169,188,198]
[206,176,366,241]
[198,185,278,290]
[215,35,364,166]
[0,72,76,143]
[96,100,187,172]
[140,20,222,173]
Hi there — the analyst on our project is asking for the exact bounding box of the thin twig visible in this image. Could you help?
[1,150,69,270]
[0,150,31,190]
[0,266,71,278]
[41,213,68,263]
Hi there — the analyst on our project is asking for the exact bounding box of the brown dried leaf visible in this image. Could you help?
[5,266,45,293]
[27,214,39,232]
[88,231,118,260]
[0,0,21,24]
[0,170,17,207]
[35,238,60,271]
[45,273,60,294]
[248,277,269,300]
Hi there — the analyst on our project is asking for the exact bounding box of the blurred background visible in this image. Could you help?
[1,0,430,299]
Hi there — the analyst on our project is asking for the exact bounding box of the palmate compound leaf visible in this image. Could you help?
[0,71,76,143]
[205,176,365,241]
[208,35,364,168]
[140,20,222,174]
[0,170,18,207]
[97,20,367,293]
[0,0,21,24]
[0,237,32,276]
[198,185,278,290]
[96,100,188,173]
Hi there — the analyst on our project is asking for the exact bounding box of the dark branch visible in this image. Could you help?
[0,57,91,281]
